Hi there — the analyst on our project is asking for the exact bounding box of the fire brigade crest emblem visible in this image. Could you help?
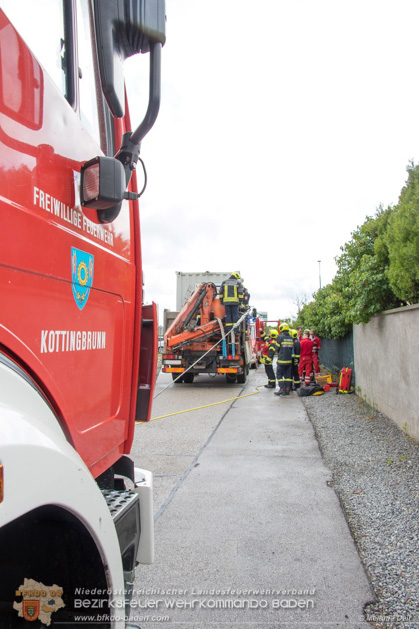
[22,599,40,621]
[71,247,94,310]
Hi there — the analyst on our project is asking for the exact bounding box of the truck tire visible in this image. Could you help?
[237,364,249,384]
[225,374,237,384]
[183,373,195,383]
[172,373,184,383]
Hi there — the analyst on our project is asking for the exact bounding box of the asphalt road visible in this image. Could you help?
[130,368,374,629]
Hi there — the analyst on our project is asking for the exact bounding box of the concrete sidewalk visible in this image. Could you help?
[133,369,374,628]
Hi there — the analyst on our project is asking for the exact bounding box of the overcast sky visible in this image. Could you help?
[125,0,419,323]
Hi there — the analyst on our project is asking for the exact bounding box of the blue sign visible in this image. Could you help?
[71,247,94,310]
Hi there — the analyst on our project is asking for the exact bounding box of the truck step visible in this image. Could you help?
[102,489,139,524]
[102,489,141,575]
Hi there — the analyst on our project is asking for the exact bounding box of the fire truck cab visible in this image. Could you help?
[0,1,165,626]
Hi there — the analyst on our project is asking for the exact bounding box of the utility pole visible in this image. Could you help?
[318,260,322,290]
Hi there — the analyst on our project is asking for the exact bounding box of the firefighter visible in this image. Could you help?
[241,284,250,308]
[309,329,322,376]
[263,330,278,388]
[273,322,294,396]
[219,272,241,333]
[238,278,251,326]
[291,329,301,390]
[260,325,268,343]
[299,330,314,386]
[259,333,270,362]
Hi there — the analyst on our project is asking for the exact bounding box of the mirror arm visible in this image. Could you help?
[131,41,162,147]
[113,41,161,192]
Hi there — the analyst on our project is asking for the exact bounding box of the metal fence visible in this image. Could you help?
[319,331,354,380]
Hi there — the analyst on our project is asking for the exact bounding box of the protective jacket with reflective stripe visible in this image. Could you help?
[293,338,301,363]
[264,339,277,364]
[220,279,240,304]
[275,331,294,364]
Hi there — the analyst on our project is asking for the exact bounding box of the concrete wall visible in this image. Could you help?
[353,303,419,441]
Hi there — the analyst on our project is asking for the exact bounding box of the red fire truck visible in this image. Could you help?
[0,1,165,626]
[253,319,281,362]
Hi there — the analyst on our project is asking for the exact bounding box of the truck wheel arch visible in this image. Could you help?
[0,505,112,626]
[0,354,126,624]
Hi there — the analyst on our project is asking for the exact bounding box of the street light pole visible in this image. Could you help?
[318,260,322,289]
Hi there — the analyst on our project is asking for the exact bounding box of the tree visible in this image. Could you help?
[295,284,350,338]
[293,292,309,318]
[295,206,400,338]
[384,164,419,303]
[334,207,399,325]
[293,163,419,339]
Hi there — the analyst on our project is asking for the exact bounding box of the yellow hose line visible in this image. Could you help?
[136,384,264,424]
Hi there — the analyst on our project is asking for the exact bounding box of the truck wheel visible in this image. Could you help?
[225,374,237,384]
[183,373,195,383]
[172,373,184,383]
[237,364,249,384]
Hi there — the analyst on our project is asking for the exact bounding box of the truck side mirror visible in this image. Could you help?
[82,0,166,222]
[94,0,166,119]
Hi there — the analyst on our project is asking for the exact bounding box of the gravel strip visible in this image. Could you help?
[302,393,419,629]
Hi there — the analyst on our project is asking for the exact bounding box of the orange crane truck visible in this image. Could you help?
[161,282,256,384]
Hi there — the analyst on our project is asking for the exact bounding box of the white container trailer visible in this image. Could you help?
[176,271,231,310]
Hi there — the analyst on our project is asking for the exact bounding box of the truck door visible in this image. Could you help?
[0,1,138,477]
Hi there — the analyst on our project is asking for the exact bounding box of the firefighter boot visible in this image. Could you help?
[274,381,286,396]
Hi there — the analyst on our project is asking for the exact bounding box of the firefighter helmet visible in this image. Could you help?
[291,329,298,338]
[231,272,241,279]
[270,329,279,338]
[279,322,290,332]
